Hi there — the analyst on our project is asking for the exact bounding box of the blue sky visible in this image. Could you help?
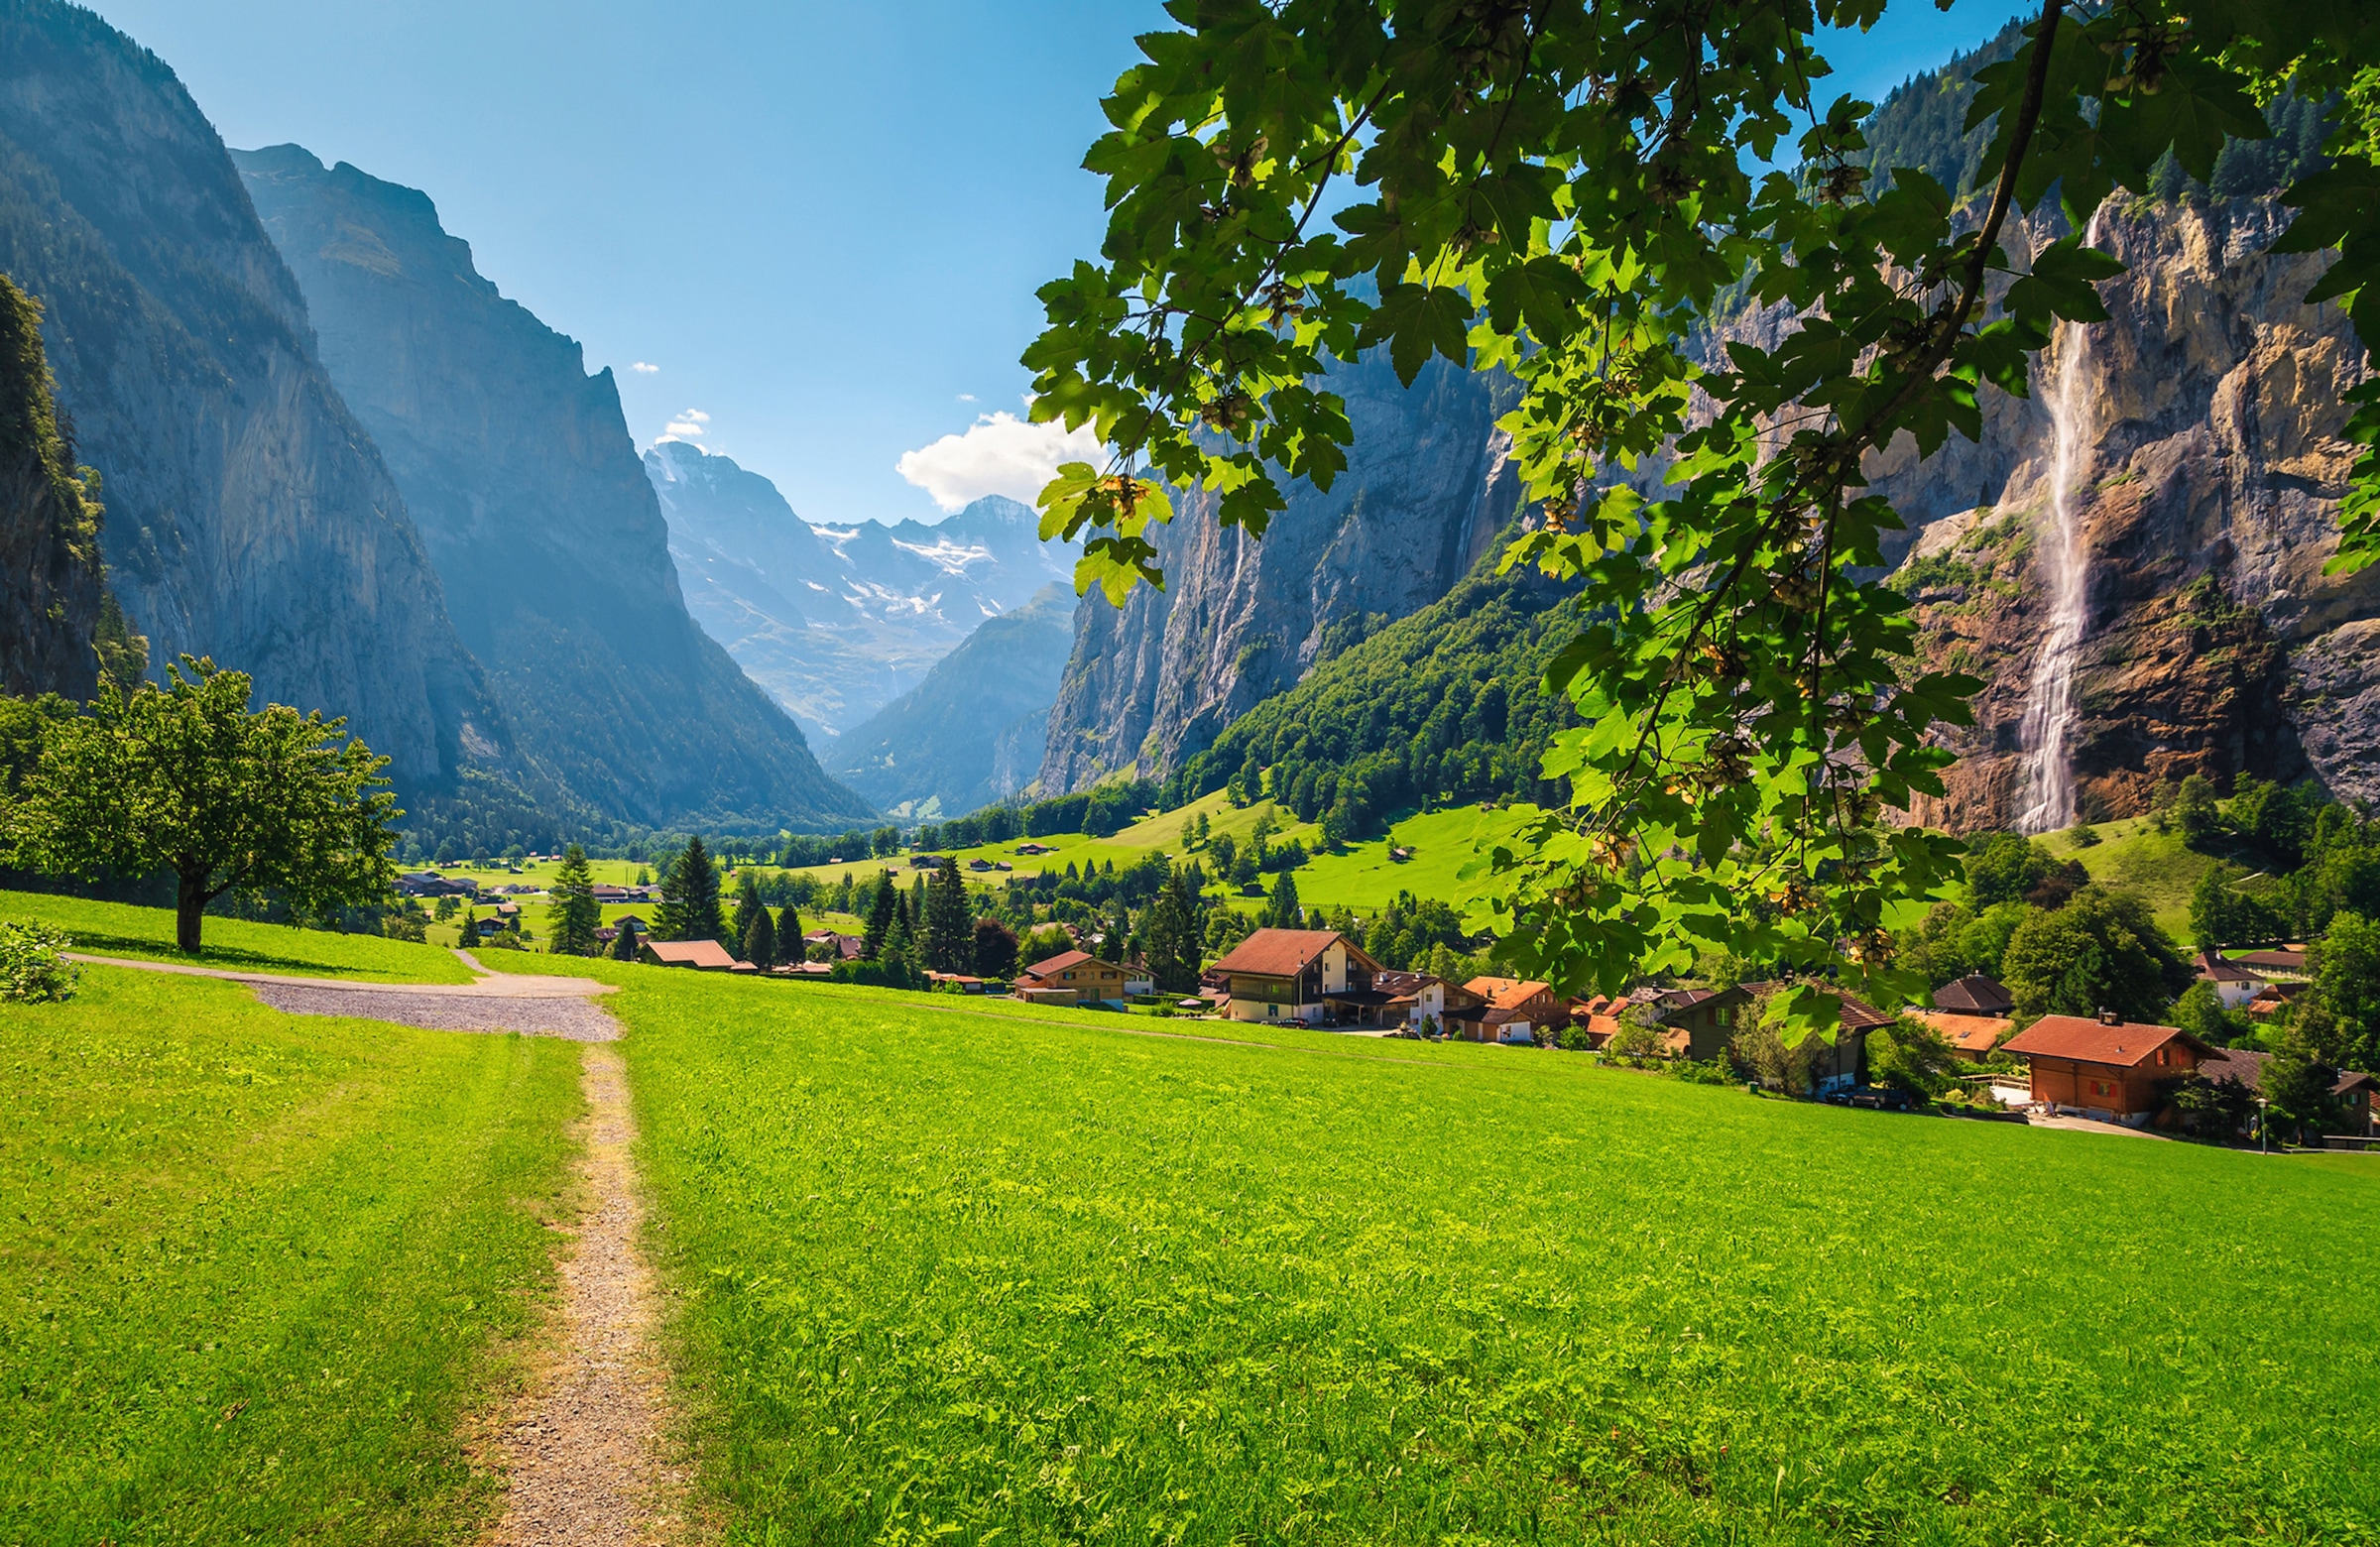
[94,0,2034,528]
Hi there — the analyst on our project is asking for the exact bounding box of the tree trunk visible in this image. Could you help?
[177,868,207,954]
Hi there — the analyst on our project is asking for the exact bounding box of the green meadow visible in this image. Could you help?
[0,888,477,982]
[0,959,581,1543]
[563,960,2378,1545]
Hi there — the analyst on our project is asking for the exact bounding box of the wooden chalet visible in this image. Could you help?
[1930,972,2014,1016]
[640,939,751,973]
[1015,949,1128,1008]
[2002,1012,2215,1122]
[1211,929,1384,1024]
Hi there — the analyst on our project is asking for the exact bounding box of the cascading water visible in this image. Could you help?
[2012,210,2104,835]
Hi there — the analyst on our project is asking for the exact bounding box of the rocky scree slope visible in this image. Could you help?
[0,2,502,784]
[1035,349,1523,795]
[647,440,1077,742]
[236,145,870,833]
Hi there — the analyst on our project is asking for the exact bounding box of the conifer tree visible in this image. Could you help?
[973,916,1018,979]
[657,836,725,944]
[862,871,899,959]
[546,843,601,957]
[924,859,971,973]
[730,870,765,955]
[612,921,640,962]
[741,902,776,972]
[1268,868,1302,930]
[1145,866,1202,994]
[775,902,804,956]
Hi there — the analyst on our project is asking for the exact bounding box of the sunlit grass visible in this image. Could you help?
[1,889,476,983]
[0,965,582,1541]
[592,966,2380,1544]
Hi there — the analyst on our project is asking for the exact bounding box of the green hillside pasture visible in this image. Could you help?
[1278,803,1499,913]
[2037,817,2215,940]
[0,966,582,1542]
[1,889,476,982]
[608,969,2379,1545]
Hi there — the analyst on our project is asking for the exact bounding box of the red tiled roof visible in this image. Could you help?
[1212,928,1379,979]
[642,939,739,971]
[2197,950,2262,984]
[1911,1009,2007,1054]
[2002,1014,2211,1068]
[2230,948,2310,973]
[1021,950,1123,982]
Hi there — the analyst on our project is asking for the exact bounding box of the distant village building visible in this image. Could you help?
[1911,1009,2008,1061]
[1373,970,1486,1035]
[2194,950,2267,1009]
[1930,973,2014,1016]
[2002,1012,2214,1124]
[1211,929,1383,1024]
[1464,977,1562,1044]
[1015,950,1129,1008]
[2229,946,2311,978]
[639,939,750,973]
[2199,1047,2378,1134]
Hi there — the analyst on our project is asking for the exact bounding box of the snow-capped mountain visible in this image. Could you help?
[644,440,1078,742]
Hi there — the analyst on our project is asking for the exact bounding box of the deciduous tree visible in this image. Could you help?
[1023,0,2380,1030]
[7,656,398,953]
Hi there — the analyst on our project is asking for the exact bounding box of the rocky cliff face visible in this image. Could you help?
[647,440,1078,740]
[0,2,499,782]
[0,271,104,698]
[1889,196,2378,826]
[236,145,871,831]
[1036,351,1522,793]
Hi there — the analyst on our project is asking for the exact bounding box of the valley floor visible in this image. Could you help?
[3,897,2375,1544]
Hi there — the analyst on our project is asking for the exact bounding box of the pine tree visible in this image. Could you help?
[741,903,777,972]
[660,836,726,943]
[1268,867,1302,929]
[775,902,804,956]
[612,922,640,962]
[862,871,899,959]
[546,843,602,956]
[1145,866,1202,994]
[730,870,765,955]
[924,859,971,972]
[884,907,918,983]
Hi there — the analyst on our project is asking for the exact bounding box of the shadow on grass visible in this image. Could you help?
[70,930,381,979]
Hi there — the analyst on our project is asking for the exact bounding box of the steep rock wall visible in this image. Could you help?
[1036,351,1522,793]
[0,2,500,782]
[1893,196,2378,825]
[236,145,871,830]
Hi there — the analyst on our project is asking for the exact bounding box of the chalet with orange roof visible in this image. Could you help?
[1911,1009,2009,1061]
[1464,976,1562,1044]
[1014,949,1128,1008]
[1212,928,1383,1024]
[2002,1012,2216,1122]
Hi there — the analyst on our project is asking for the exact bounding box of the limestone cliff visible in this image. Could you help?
[0,1,501,783]
[0,271,105,698]
[1889,196,2378,826]
[235,145,873,832]
[1035,351,1523,793]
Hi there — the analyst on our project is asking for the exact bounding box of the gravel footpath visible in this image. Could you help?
[248,982,622,1041]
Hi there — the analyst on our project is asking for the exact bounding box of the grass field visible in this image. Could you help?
[0,889,478,983]
[2036,817,2216,940]
[0,963,582,1542]
[562,963,2380,1545]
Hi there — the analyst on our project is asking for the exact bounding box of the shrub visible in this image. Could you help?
[0,920,79,1003]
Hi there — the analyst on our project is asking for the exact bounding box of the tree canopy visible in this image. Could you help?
[1024,0,2380,1027]
[5,655,399,951]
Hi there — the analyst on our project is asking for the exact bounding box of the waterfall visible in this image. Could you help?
[2012,210,2104,836]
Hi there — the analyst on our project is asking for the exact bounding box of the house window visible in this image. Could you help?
[1268,1003,1279,1018]
[2089,1078,2117,1099]
[1717,1007,1731,1027]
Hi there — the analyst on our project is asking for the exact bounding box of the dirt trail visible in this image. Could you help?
[490,1042,686,1545]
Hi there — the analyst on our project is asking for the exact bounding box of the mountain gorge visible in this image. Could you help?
[0,0,502,787]
[647,440,1077,742]
[234,145,869,835]
[1035,349,1523,794]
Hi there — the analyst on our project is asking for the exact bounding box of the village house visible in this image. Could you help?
[1015,949,1129,1008]
[1734,983,1895,1094]
[2002,1012,2215,1124]
[1373,971,1487,1035]
[2230,945,2312,978]
[2200,1046,2378,1135]
[2195,950,2267,1009]
[1637,985,1747,1059]
[1211,929,1384,1024]
[1930,972,2014,1016]
[639,939,753,973]
[1563,994,1629,1051]
[1911,1009,2008,1061]
[1464,977,1562,1044]
[2244,980,2312,1016]
[802,929,864,962]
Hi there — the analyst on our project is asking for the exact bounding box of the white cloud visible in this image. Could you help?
[895,411,1102,513]
[680,408,710,422]
[663,419,706,438]
[955,392,977,403]
[631,361,659,374]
